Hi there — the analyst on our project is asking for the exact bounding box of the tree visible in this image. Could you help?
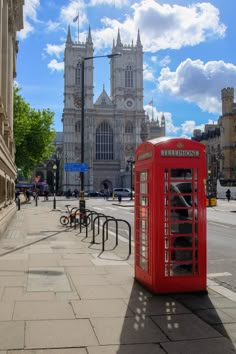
[13,86,56,177]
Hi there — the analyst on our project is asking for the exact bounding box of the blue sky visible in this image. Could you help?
[16,0,236,136]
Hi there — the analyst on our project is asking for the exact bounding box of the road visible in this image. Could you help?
[55,197,236,292]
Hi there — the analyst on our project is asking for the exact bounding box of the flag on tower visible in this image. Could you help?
[73,14,79,22]
[148,99,153,105]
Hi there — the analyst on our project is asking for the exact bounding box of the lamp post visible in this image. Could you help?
[53,164,57,209]
[207,170,212,207]
[127,157,135,201]
[79,52,121,206]
[55,149,62,193]
[65,153,68,194]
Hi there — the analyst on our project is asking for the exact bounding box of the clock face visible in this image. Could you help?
[126,99,134,109]
[73,94,81,108]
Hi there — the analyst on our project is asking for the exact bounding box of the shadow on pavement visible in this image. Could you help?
[115,283,236,354]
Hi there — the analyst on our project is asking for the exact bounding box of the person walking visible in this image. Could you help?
[226,189,231,202]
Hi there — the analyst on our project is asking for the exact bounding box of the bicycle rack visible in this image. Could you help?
[102,218,132,257]
[91,214,111,244]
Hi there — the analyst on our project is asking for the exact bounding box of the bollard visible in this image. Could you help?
[53,196,56,210]
[17,197,20,211]
[35,195,38,207]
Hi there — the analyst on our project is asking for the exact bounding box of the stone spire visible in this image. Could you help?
[66,25,72,46]
[136,29,142,48]
[87,26,93,45]
[116,29,122,47]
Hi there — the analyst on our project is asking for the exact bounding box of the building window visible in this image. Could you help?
[125,121,134,134]
[75,120,80,133]
[96,122,113,160]
[75,62,81,86]
[125,65,133,88]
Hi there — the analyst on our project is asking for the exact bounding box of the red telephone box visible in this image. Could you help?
[134,137,207,293]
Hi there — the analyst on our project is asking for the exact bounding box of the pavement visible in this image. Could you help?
[0,198,236,353]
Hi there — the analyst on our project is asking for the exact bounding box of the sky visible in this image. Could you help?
[16,0,236,137]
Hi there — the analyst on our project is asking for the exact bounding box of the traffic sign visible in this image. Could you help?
[64,163,89,172]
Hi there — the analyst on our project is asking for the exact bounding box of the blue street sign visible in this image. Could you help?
[64,163,89,172]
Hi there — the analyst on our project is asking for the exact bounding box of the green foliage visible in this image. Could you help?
[13,86,56,177]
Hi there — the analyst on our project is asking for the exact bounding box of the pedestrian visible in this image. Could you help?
[118,194,122,204]
[26,189,30,202]
[226,189,231,202]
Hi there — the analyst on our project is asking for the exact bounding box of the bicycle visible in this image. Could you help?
[60,205,90,227]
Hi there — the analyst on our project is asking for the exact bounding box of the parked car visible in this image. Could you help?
[87,190,101,197]
[112,188,133,198]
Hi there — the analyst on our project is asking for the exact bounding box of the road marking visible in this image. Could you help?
[93,207,105,211]
[210,222,231,228]
[208,272,232,278]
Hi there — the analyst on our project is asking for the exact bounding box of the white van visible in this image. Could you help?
[113,188,133,197]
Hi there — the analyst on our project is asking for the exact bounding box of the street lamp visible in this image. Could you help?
[79,52,121,207]
[55,149,62,193]
[65,153,68,193]
[207,170,212,207]
[127,157,135,201]
[53,164,57,209]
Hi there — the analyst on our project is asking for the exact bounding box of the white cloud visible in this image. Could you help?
[144,63,156,82]
[159,56,171,67]
[60,0,87,26]
[17,0,41,40]
[93,1,226,52]
[46,20,61,32]
[48,59,64,71]
[45,44,65,58]
[158,58,236,114]
[181,120,205,135]
[89,0,128,7]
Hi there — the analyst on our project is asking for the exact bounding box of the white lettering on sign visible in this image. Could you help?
[161,150,200,157]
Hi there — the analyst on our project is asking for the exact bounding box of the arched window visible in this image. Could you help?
[96,122,113,160]
[75,120,80,133]
[75,62,81,86]
[125,121,134,134]
[125,65,133,88]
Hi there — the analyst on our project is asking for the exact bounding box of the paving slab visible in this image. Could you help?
[196,308,236,325]
[69,273,111,286]
[90,317,168,345]
[27,267,72,292]
[214,323,236,342]
[2,287,55,301]
[0,275,25,287]
[25,319,98,348]
[0,321,24,350]
[87,344,166,354]
[8,350,86,354]
[13,300,75,320]
[71,299,134,318]
[152,313,222,340]
[161,337,236,354]
[0,302,14,320]
[75,284,130,299]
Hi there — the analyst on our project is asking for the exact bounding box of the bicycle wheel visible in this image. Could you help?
[60,215,69,226]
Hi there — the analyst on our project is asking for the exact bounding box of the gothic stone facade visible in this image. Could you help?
[0,0,24,236]
[63,27,165,192]
[192,87,236,185]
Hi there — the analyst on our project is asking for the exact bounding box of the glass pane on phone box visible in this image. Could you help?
[170,169,192,179]
[140,172,147,181]
[172,250,193,262]
[140,232,147,243]
[171,264,193,276]
[140,196,148,206]
[171,208,189,220]
[139,257,148,271]
[140,183,147,194]
[171,236,193,248]
[140,245,148,257]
